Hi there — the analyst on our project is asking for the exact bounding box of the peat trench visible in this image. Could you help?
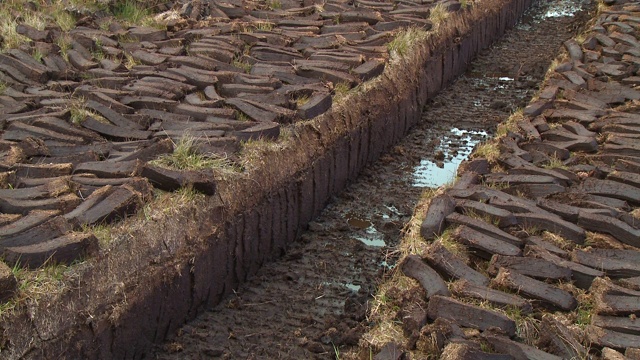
[154,1,592,358]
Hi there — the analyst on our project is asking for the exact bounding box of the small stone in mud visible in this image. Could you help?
[434,150,445,161]
[490,100,509,109]
[201,348,224,357]
[306,341,326,353]
[307,221,324,232]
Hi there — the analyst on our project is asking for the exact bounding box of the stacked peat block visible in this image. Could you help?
[0,1,462,286]
[387,1,640,358]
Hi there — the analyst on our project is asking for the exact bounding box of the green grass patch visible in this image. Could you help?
[150,136,239,172]
[472,141,500,163]
[254,21,274,32]
[333,82,352,100]
[112,0,150,25]
[55,34,73,61]
[295,95,310,107]
[0,1,78,51]
[232,57,252,73]
[69,98,100,124]
[387,27,429,60]
[268,0,282,10]
[429,3,450,26]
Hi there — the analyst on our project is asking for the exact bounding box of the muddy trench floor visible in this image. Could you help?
[153,1,593,358]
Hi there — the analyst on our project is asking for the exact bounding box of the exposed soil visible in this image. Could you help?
[154,1,593,358]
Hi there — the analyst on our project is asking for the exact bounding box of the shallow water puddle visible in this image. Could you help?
[543,0,585,18]
[346,215,372,229]
[412,127,488,188]
[352,226,386,247]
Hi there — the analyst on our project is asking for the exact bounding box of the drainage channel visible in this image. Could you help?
[155,1,592,358]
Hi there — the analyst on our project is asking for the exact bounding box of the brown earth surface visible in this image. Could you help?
[153,0,594,358]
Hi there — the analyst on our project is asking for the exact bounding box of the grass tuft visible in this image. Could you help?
[333,82,352,100]
[68,98,107,124]
[295,95,310,107]
[472,141,500,163]
[495,108,524,138]
[55,34,74,61]
[112,0,150,25]
[232,57,252,73]
[0,1,78,50]
[387,27,429,60]
[267,0,282,10]
[542,155,568,170]
[150,135,240,172]
[429,3,450,27]
[123,52,141,69]
[254,21,274,32]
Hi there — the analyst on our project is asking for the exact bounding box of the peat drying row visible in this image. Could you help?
[0,0,542,358]
[381,0,640,358]
[153,0,592,358]
[0,0,465,270]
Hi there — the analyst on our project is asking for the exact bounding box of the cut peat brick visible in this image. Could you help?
[64,185,115,226]
[440,341,513,360]
[452,225,522,259]
[487,255,572,281]
[619,277,640,291]
[297,92,332,120]
[70,185,143,225]
[450,280,533,314]
[427,295,516,336]
[492,268,577,311]
[81,116,152,140]
[420,194,456,240]
[141,165,217,195]
[482,334,563,360]
[579,178,640,205]
[400,255,450,298]
[592,278,640,316]
[232,122,280,141]
[424,242,489,286]
[538,315,588,359]
[536,198,611,223]
[571,248,640,278]
[446,212,522,246]
[454,199,517,227]
[11,163,73,178]
[592,315,640,335]
[0,210,61,237]
[74,160,143,178]
[85,100,146,130]
[595,293,640,316]
[2,232,99,268]
[586,325,640,351]
[513,212,586,244]
[524,236,567,256]
[0,216,72,249]
[523,247,602,289]
[0,193,81,215]
[225,98,277,123]
[577,211,640,248]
